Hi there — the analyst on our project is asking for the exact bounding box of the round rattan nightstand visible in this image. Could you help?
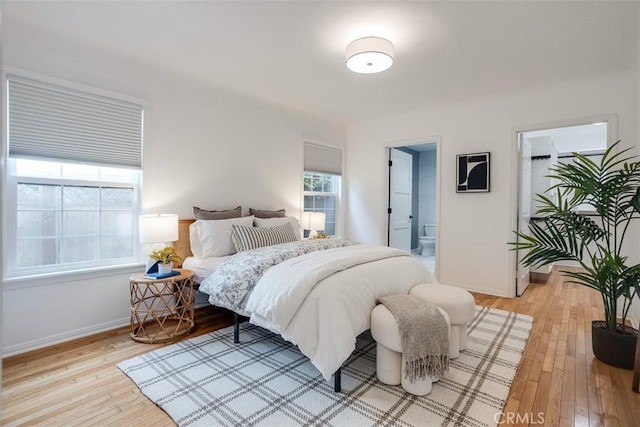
[129,268,195,343]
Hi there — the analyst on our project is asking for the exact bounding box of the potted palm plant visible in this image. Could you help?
[511,141,640,369]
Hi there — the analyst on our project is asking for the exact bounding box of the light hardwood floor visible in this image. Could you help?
[2,268,639,426]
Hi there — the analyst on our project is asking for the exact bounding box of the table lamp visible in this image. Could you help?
[301,212,326,239]
[139,214,179,271]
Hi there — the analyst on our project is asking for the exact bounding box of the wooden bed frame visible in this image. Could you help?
[173,219,195,266]
[170,217,343,392]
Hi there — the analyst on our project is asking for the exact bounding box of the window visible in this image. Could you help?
[303,142,342,237]
[8,159,140,276]
[5,73,144,278]
[303,172,339,237]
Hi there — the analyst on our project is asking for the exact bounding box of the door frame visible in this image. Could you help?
[508,113,618,298]
[516,132,532,296]
[382,136,442,278]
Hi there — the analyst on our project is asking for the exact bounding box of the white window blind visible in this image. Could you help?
[304,142,342,176]
[8,75,143,168]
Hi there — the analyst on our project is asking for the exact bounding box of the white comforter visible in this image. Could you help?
[247,244,432,379]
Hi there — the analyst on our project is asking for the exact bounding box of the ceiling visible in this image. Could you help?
[4,1,639,124]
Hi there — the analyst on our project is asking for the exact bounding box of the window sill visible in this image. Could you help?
[2,262,146,291]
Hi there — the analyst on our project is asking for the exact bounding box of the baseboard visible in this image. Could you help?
[2,317,130,358]
[437,281,511,298]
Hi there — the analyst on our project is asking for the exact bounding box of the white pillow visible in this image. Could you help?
[194,216,255,257]
[254,216,301,241]
[189,222,204,258]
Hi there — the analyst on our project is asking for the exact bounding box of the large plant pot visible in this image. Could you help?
[592,321,638,369]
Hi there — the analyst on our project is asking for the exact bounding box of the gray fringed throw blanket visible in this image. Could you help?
[378,295,450,383]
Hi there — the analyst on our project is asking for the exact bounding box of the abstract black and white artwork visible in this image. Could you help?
[457,152,490,192]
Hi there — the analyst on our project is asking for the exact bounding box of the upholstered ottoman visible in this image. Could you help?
[409,284,475,359]
[370,303,450,396]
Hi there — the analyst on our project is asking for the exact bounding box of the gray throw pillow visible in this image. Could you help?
[249,208,286,219]
[193,205,242,220]
[228,222,297,252]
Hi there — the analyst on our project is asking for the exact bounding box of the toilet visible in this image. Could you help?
[418,224,436,256]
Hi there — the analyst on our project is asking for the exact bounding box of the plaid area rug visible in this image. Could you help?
[118,305,533,427]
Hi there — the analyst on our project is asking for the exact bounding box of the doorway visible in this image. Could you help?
[514,120,612,296]
[386,142,439,275]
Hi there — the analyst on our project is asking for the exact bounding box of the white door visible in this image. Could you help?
[517,134,532,296]
[388,148,413,252]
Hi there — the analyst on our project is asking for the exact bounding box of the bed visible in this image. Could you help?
[174,217,432,391]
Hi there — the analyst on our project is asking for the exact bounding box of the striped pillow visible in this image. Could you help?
[228,222,298,252]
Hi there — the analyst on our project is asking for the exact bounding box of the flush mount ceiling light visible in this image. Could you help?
[346,36,394,74]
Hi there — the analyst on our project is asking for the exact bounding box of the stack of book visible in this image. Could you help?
[143,270,180,280]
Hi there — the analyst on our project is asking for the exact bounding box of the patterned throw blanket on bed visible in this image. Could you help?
[199,239,357,313]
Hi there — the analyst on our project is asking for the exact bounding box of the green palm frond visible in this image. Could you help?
[509,140,640,331]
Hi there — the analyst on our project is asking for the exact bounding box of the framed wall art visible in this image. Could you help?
[457,152,490,193]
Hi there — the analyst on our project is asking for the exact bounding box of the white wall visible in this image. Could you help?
[2,270,136,356]
[418,150,437,230]
[2,28,346,355]
[0,2,4,401]
[346,69,639,299]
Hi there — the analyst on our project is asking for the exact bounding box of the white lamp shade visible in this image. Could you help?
[301,212,326,231]
[346,37,394,74]
[139,214,179,243]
